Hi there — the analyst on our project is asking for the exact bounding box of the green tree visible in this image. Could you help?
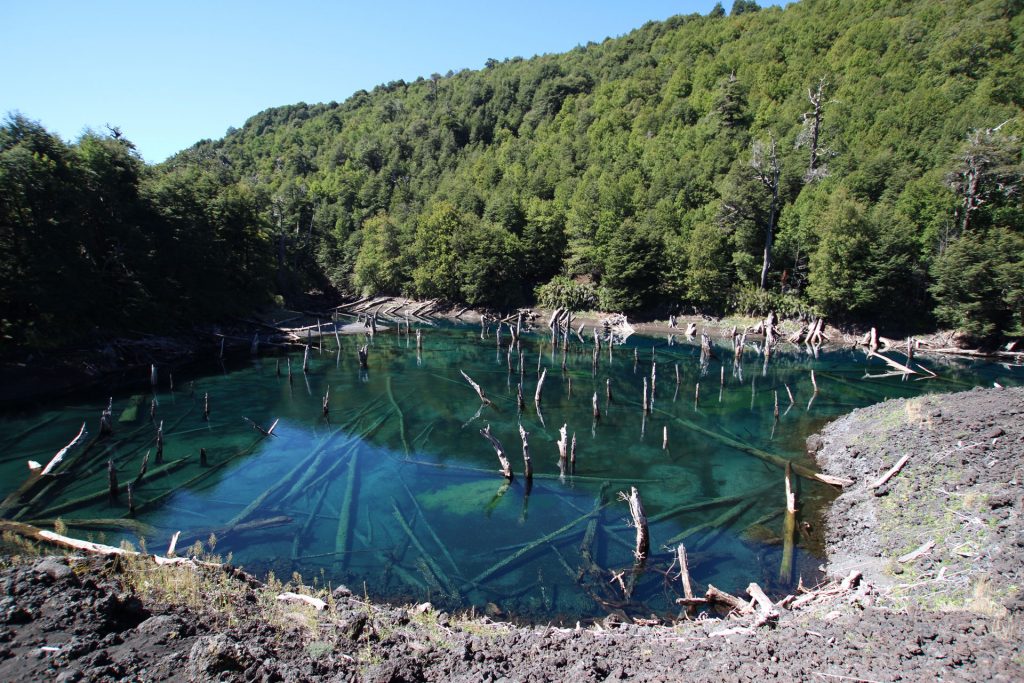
[353,212,408,295]
[931,228,1024,340]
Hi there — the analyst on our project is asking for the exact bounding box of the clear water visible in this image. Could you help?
[1,324,1020,622]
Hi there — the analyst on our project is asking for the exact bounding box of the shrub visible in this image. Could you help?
[731,285,820,320]
[534,275,597,310]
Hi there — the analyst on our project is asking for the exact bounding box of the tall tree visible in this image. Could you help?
[945,124,1022,243]
[750,135,781,290]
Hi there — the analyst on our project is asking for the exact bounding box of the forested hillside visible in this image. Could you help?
[3,0,1022,350]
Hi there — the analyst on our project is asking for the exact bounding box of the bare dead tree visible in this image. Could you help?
[751,134,781,291]
[796,78,834,183]
[945,123,1021,244]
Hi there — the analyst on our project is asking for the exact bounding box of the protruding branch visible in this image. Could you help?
[460,370,493,405]
[480,424,513,481]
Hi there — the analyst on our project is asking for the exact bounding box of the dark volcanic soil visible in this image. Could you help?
[2,387,1023,682]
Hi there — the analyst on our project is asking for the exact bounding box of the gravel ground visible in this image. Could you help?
[1,387,1022,682]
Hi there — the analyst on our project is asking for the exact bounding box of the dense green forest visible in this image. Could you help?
[2,0,1023,351]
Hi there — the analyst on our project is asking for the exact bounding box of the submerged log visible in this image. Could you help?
[107,459,118,500]
[155,420,164,465]
[334,451,359,571]
[391,501,457,597]
[203,392,210,422]
[480,424,513,481]
[535,368,547,405]
[465,499,614,589]
[593,392,601,420]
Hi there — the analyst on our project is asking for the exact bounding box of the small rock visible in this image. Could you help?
[187,635,249,678]
[33,559,76,584]
[806,435,824,454]
[985,427,1005,439]
[136,615,184,638]
[332,585,352,599]
[55,669,83,683]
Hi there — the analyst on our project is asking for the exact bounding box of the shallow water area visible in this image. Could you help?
[1,323,1020,623]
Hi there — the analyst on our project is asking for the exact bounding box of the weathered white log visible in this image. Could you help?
[39,423,88,476]
[167,530,181,558]
[518,424,532,482]
[746,582,779,625]
[277,592,326,611]
[705,585,753,614]
[480,424,513,481]
[460,370,493,405]
[677,543,694,600]
[620,486,649,562]
[557,424,568,476]
[535,368,547,405]
[871,454,910,489]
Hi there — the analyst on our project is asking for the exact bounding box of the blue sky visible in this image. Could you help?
[1,1,726,163]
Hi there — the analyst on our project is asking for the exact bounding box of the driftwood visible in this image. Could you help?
[35,423,88,477]
[479,424,513,481]
[460,370,493,406]
[620,487,649,562]
[897,539,935,564]
[535,368,547,405]
[705,585,753,615]
[557,425,569,477]
[779,462,797,583]
[677,543,695,601]
[518,425,533,483]
[242,417,279,436]
[871,454,910,489]
[747,582,779,625]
